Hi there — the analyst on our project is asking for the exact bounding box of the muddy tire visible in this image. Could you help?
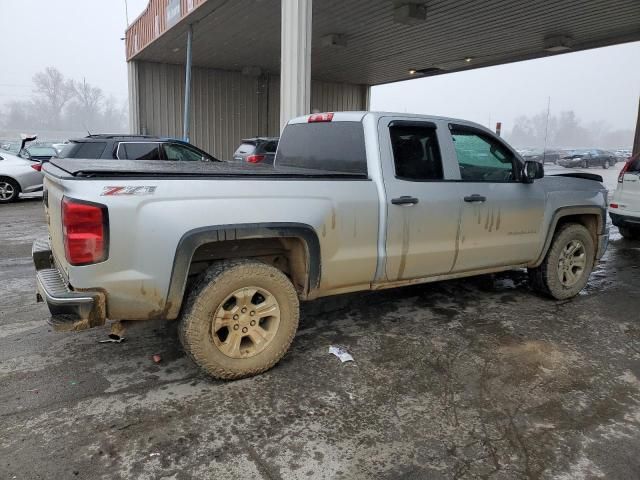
[528,223,595,300]
[0,177,20,204]
[179,259,299,380]
[619,226,639,240]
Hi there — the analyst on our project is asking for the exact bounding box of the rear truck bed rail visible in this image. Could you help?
[33,237,106,331]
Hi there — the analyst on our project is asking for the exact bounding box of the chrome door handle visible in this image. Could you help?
[391,196,419,206]
[464,194,487,203]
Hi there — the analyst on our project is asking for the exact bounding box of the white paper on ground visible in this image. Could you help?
[329,345,354,363]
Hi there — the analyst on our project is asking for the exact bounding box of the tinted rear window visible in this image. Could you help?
[59,141,107,159]
[261,141,278,153]
[275,122,367,174]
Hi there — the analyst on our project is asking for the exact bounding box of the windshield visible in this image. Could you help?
[28,146,57,156]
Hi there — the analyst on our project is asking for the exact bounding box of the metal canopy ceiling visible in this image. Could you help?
[127,0,640,86]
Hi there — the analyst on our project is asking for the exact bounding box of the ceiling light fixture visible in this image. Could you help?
[544,35,573,52]
[408,67,444,77]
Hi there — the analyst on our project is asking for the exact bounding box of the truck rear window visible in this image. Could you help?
[59,142,107,159]
[275,122,367,174]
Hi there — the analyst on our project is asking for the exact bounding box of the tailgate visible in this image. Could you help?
[615,164,640,216]
[42,166,70,276]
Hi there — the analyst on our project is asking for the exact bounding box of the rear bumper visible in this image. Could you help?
[33,237,106,331]
[610,212,640,228]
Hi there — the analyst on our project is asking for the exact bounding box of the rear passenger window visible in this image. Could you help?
[275,122,367,174]
[118,143,161,160]
[390,123,443,181]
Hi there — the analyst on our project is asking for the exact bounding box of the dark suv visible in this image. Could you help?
[57,135,220,162]
[233,137,279,165]
[558,149,617,169]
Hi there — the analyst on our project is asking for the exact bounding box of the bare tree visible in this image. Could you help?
[32,67,75,125]
[73,78,104,129]
[100,95,127,132]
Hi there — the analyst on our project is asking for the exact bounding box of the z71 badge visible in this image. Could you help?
[101,186,157,196]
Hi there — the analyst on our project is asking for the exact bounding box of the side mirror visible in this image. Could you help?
[523,160,544,183]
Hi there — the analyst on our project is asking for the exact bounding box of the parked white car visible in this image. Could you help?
[610,153,640,239]
[0,151,44,203]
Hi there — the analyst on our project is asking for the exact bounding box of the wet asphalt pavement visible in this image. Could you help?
[1,168,640,479]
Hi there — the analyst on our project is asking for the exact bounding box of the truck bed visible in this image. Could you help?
[47,158,367,179]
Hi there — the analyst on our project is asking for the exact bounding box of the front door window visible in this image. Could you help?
[450,128,516,182]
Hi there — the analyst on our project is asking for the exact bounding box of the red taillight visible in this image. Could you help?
[62,197,108,265]
[618,160,632,183]
[610,203,619,209]
[246,154,266,163]
[31,163,42,171]
[308,112,334,123]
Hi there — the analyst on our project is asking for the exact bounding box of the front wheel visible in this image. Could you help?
[179,259,300,379]
[528,223,595,299]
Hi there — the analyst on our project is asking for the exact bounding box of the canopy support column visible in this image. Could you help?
[183,24,193,142]
[280,0,312,130]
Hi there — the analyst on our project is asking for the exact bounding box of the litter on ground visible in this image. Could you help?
[329,346,354,363]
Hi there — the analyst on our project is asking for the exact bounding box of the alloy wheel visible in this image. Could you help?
[0,181,15,200]
[210,287,281,358]
[557,240,586,287]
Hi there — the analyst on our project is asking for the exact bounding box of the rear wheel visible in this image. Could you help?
[0,177,20,203]
[179,259,299,379]
[619,226,640,240]
[528,223,595,299]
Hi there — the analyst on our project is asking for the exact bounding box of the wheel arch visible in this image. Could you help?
[530,206,606,268]
[165,223,321,319]
[0,175,22,191]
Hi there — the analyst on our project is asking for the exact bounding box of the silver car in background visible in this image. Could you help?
[0,151,43,203]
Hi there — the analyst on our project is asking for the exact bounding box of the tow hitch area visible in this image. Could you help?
[32,237,106,331]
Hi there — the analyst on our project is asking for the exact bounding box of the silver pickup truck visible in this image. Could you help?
[33,111,609,379]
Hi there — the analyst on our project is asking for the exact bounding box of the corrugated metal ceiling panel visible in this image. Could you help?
[129,0,640,85]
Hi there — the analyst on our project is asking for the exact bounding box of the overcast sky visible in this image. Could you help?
[0,0,638,133]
